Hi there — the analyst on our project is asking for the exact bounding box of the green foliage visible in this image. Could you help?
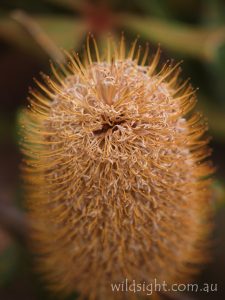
[0,244,20,287]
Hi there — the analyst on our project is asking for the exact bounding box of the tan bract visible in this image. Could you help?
[20,36,213,300]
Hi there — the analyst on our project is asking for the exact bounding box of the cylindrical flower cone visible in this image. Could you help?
[20,35,214,300]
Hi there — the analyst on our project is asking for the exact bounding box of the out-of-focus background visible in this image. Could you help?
[0,0,225,299]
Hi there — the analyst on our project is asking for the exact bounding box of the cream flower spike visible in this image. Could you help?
[20,34,213,300]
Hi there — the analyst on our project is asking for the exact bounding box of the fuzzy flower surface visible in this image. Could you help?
[20,36,213,300]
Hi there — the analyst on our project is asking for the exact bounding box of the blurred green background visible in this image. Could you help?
[0,0,225,299]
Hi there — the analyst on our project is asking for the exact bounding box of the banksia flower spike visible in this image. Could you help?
[20,35,213,300]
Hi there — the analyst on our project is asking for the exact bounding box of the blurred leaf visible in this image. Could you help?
[203,42,225,106]
[198,97,225,142]
[135,0,171,18]
[213,179,225,209]
[36,15,85,50]
[201,0,225,27]
[44,0,82,11]
[0,17,39,56]
[121,14,225,62]
[166,0,201,22]
[0,244,20,286]
[0,13,86,62]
